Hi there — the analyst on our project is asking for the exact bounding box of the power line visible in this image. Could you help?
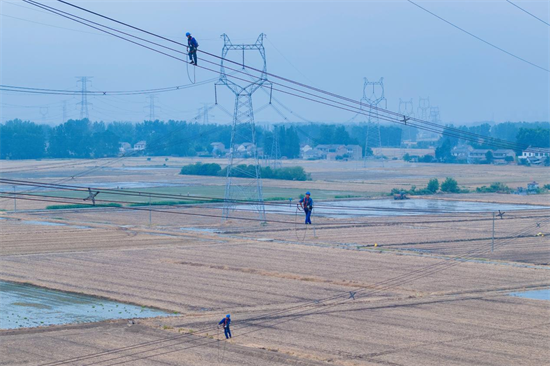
[33,214,547,366]
[407,0,549,72]
[20,0,550,154]
[0,77,219,96]
[506,0,550,27]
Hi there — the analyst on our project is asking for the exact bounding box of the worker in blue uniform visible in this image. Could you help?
[218,314,231,339]
[300,191,313,224]
[186,32,199,65]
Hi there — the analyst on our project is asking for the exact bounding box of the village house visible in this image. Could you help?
[492,149,516,164]
[210,142,226,156]
[119,142,132,154]
[133,141,146,151]
[451,145,473,162]
[519,147,550,165]
[468,149,491,164]
[313,144,363,160]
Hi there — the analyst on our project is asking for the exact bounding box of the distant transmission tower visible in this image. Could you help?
[202,103,210,124]
[39,107,48,124]
[146,94,159,121]
[429,106,441,123]
[398,98,415,141]
[270,125,282,169]
[361,77,387,160]
[216,33,269,222]
[76,76,93,120]
[417,97,430,121]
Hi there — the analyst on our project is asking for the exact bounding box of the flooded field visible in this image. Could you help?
[509,288,550,301]
[234,199,547,218]
[0,281,174,330]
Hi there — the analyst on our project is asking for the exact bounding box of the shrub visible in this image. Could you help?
[475,182,511,193]
[427,178,439,193]
[441,177,459,193]
[419,155,434,163]
[182,163,310,181]
[46,203,121,210]
[180,162,222,176]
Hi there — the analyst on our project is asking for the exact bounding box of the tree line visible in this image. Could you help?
[0,119,405,160]
[1,118,547,160]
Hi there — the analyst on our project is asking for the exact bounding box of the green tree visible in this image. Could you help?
[516,127,550,152]
[485,150,494,164]
[427,178,439,193]
[48,119,93,158]
[441,177,459,193]
[435,139,453,162]
[0,119,46,159]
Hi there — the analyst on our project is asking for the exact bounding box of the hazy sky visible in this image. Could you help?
[1,0,549,126]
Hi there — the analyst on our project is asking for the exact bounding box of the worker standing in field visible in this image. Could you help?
[218,314,231,339]
[186,32,199,65]
[300,191,313,225]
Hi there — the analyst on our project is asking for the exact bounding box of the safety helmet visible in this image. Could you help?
[306,191,311,195]
[226,314,230,318]
[186,32,191,37]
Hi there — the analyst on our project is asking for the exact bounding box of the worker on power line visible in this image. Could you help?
[299,191,313,225]
[186,32,199,65]
[218,314,232,339]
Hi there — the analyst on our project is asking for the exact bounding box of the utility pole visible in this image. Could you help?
[13,186,16,212]
[361,77,387,164]
[492,212,495,252]
[76,76,93,120]
[216,33,269,222]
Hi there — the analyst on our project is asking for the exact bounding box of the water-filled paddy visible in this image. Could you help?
[234,199,546,218]
[0,281,174,330]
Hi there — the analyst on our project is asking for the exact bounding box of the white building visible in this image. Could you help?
[133,141,146,151]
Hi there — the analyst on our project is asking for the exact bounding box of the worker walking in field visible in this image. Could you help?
[300,191,313,225]
[218,314,231,339]
[186,32,199,65]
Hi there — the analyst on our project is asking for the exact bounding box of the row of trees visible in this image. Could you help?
[439,122,549,152]
[180,162,310,181]
[2,118,547,161]
[0,119,406,160]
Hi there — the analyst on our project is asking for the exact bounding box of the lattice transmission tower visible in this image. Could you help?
[398,98,415,141]
[360,77,387,159]
[417,97,430,121]
[216,33,270,222]
[429,106,441,123]
[145,94,160,121]
[270,125,282,169]
[76,76,93,120]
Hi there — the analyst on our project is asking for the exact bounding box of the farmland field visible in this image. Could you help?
[0,155,549,365]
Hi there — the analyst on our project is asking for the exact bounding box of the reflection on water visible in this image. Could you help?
[234,199,547,218]
[0,281,174,329]
[509,288,550,301]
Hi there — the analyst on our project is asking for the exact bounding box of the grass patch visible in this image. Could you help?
[264,197,291,201]
[334,194,361,199]
[128,199,221,207]
[46,203,121,210]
